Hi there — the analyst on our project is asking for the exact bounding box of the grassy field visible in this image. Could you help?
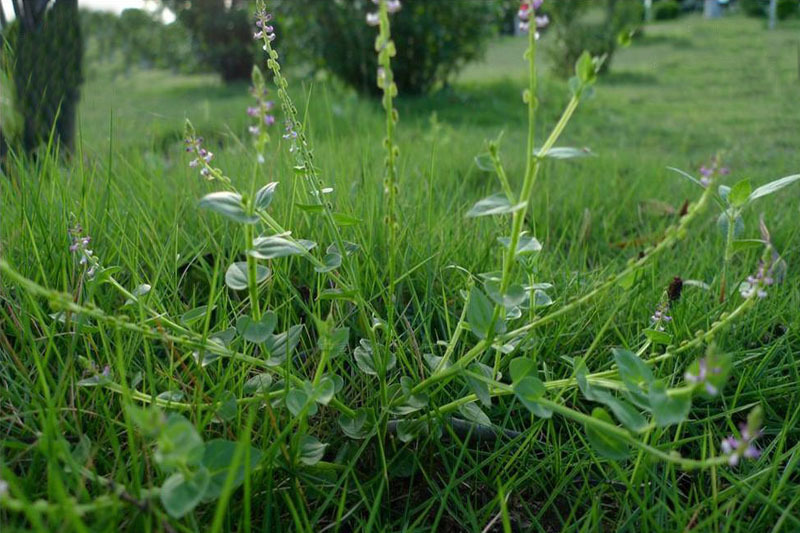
[2,13,800,532]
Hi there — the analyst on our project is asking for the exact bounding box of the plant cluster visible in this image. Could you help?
[1,0,798,528]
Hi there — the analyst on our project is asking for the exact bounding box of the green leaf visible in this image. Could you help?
[249,234,315,260]
[236,312,277,344]
[474,153,494,172]
[513,376,552,418]
[728,179,752,207]
[354,339,395,377]
[298,435,327,466]
[585,408,630,460]
[644,328,672,345]
[612,348,653,392]
[649,380,691,427]
[466,287,498,339]
[314,253,342,273]
[243,373,273,395]
[717,212,744,239]
[215,391,237,422]
[730,239,766,254]
[748,174,800,202]
[225,262,270,291]
[198,192,257,224]
[201,439,263,502]
[254,182,278,211]
[466,362,492,407]
[332,213,362,226]
[160,468,210,518]
[264,325,303,365]
[123,283,151,306]
[577,363,648,432]
[285,388,315,417]
[497,234,542,256]
[465,193,526,218]
[458,402,491,427]
[314,377,336,406]
[536,146,594,159]
[155,414,205,469]
[181,305,214,326]
[509,357,536,383]
[575,51,596,84]
[339,409,371,440]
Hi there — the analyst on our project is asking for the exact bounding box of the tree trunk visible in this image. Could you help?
[768,0,777,30]
[704,0,721,18]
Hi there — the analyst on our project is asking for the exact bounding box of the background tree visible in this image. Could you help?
[160,0,254,82]
[545,0,643,79]
[0,0,83,154]
[273,0,502,96]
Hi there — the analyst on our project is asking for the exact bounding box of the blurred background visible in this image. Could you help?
[0,0,798,168]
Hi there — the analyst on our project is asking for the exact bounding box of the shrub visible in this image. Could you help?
[162,0,255,82]
[545,0,643,79]
[777,0,799,19]
[275,0,502,96]
[741,0,799,18]
[653,0,682,20]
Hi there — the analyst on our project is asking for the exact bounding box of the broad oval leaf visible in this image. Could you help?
[585,408,630,461]
[249,234,315,260]
[224,262,270,291]
[649,380,691,427]
[198,192,257,224]
[314,253,342,273]
[160,469,210,518]
[466,193,526,218]
[255,182,278,211]
[201,439,263,502]
[299,435,327,466]
[458,402,491,427]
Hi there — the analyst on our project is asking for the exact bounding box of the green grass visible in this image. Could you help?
[2,13,800,532]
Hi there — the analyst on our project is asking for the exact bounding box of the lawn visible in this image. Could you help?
[1,13,799,532]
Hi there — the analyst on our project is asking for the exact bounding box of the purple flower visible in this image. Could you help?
[650,301,672,330]
[386,0,402,14]
[247,106,260,118]
[684,357,723,396]
[518,1,547,37]
[254,8,275,41]
[740,260,775,299]
[721,424,761,466]
[249,125,261,136]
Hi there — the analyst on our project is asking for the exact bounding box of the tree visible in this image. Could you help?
[1,0,83,154]
[159,0,254,82]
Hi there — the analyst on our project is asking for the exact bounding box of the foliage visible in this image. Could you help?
[741,0,799,18]
[160,0,255,82]
[653,0,682,20]
[544,0,643,78]
[1,8,799,532]
[1,0,83,153]
[275,0,502,95]
[81,9,198,75]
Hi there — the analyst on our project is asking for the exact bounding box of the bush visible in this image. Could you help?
[275,0,502,96]
[545,0,643,79]
[654,0,682,20]
[741,0,799,18]
[777,0,799,19]
[162,0,255,82]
